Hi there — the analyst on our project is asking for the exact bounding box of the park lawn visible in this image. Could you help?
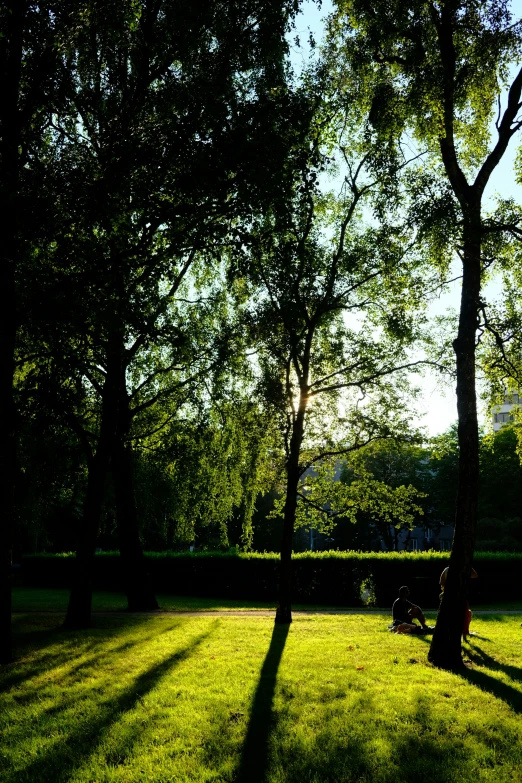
[1,614,522,783]
[12,587,522,614]
[12,587,355,614]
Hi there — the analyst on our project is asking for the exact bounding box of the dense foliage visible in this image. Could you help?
[3,0,522,662]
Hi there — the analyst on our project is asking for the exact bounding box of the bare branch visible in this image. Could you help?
[475,65,522,196]
[310,358,451,397]
[299,435,381,476]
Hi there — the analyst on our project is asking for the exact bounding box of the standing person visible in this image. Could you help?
[391,586,431,634]
[440,567,478,641]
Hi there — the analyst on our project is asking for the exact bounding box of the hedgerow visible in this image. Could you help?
[19,550,521,607]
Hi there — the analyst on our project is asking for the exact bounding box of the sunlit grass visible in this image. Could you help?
[2,613,522,782]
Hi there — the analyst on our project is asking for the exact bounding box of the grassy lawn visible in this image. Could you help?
[12,587,522,614]
[2,613,522,782]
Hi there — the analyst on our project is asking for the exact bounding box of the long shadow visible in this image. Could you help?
[6,622,218,783]
[455,642,522,713]
[414,634,522,714]
[2,615,174,693]
[236,622,290,783]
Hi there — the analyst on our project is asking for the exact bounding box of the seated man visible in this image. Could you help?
[391,585,431,634]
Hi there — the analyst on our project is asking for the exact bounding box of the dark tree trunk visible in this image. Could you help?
[0,264,17,663]
[64,335,122,629]
[0,2,24,664]
[428,210,481,669]
[63,443,111,629]
[110,326,158,611]
[112,438,158,611]
[276,403,306,624]
[0,231,17,666]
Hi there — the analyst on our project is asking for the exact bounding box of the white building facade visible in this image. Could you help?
[492,392,520,432]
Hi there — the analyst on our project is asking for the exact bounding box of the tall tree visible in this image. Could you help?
[240,122,430,622]
[0,1,73,663]
[19,0,307,629]
[328,0,522,667]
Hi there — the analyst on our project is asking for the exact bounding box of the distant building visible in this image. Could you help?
[492,392,520,432]
[390,523,453,552]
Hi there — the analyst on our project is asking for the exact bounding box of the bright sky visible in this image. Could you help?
[292,0,522,437]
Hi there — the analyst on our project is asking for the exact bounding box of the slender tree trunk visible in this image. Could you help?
[112,438,158,611]
[429,210,481,668]
[276,403,306,624]
[0,3,24,664]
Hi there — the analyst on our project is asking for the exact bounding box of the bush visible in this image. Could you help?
[19,550,522,607]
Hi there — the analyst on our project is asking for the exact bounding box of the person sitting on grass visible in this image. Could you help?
[391,585,432,634]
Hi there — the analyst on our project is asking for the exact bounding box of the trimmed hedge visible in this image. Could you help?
[19,550,522,608]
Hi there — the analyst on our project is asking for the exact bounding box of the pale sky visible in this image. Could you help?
[293,0,522,437]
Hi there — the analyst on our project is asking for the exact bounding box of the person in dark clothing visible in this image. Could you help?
[391,585,431,634]
[439,566,478,640]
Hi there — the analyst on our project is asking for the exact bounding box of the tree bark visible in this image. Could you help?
[428,209,481,668]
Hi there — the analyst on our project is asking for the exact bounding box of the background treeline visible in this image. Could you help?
[17,421,522,556]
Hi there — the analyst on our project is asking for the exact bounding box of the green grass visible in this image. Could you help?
[2,612,522,782]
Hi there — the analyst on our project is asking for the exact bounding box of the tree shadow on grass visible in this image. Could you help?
[413,632,522,714]
[263,691,474,783]
[236,621,290,783]
[456,642,522,714]
[4,621,219,783]
[2,615,176,693]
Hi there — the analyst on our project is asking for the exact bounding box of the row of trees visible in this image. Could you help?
[324,427,522,553]
[18,420,522,555]
[1,0,312,659]
[2,0,522,669]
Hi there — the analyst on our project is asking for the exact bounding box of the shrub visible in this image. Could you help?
[19,550,522,607]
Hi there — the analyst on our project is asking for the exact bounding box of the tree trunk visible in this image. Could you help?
[0,3,24,664]
[64,335,122,629]
[276,402,306,624]
[0,231,17,666]
[0,263,17,664]
[428,210,481,669]
[63,444,111,629]
[112,438,158,611]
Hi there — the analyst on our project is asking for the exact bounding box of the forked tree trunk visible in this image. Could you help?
[428,211,481,668]
[112,438,158,611]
